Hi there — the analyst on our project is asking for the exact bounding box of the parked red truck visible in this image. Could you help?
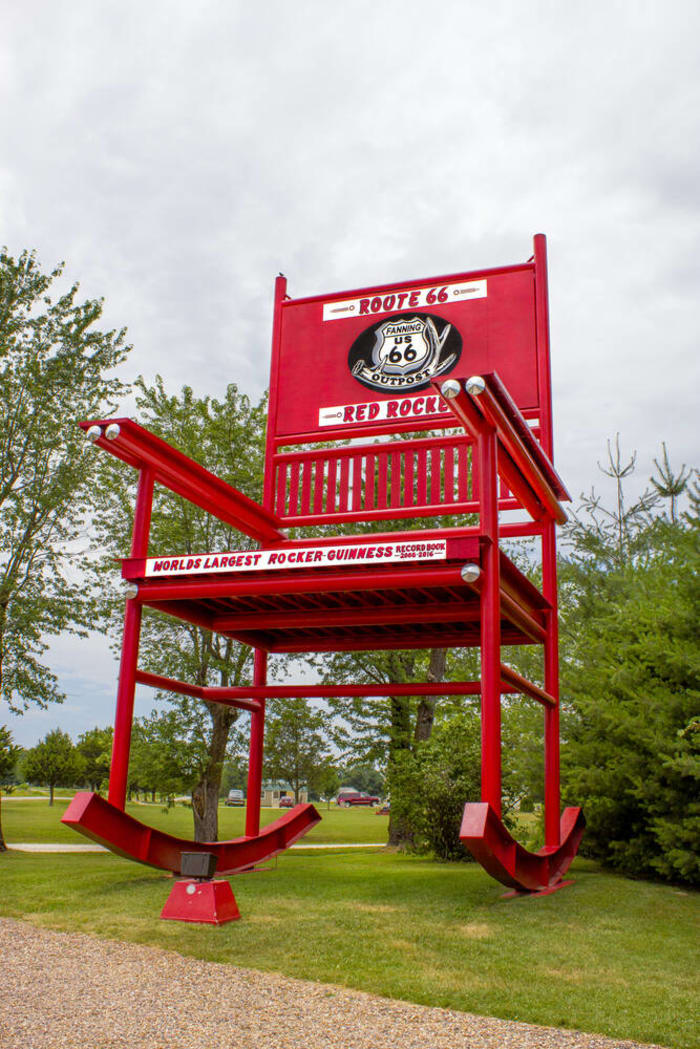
[336,789,380,807]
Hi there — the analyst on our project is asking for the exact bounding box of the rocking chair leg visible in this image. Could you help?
[108,600,142,809]
[108,466,153,810]
[542,521,561,849]
[245,649,267,838]
[478,427,502,817]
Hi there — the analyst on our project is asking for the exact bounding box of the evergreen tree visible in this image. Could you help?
[560,447,699,884]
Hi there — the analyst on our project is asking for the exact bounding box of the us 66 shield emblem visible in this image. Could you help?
[348,312,462,394]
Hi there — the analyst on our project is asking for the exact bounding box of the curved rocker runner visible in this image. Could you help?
[460,803,586,893]
[62,792,321,876]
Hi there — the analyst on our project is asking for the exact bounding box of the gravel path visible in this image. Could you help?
[0,917,667,1049]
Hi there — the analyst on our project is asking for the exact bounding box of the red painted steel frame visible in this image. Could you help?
[66,234,583,899]
[245,650,267,838]
[108,466,153,809]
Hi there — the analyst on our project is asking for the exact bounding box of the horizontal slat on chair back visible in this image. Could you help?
[271,435,519,526]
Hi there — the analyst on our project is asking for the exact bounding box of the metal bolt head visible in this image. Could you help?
[465,375,486,396]
[104,423,121,440]
[85,425,103,443]
[440,379,462,399]
[460,563,481,583]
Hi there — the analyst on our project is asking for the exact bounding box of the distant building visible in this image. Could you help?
[261,780,308,806]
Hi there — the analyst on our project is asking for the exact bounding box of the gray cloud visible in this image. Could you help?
[2,0,698,741]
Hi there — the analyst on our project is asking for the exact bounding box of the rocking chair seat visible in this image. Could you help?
[122,536,549,654]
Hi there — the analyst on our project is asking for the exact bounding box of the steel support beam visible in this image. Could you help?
[108,466,153,810]
[245,651,267,838]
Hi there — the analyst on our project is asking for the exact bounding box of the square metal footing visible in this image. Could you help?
[160,879,241,924]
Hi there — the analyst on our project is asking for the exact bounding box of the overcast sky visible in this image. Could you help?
[2,1,698,746]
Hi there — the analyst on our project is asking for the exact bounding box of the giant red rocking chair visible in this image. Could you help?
[64,234,584,900]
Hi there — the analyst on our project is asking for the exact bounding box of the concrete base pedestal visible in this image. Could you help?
[160,879,241,924]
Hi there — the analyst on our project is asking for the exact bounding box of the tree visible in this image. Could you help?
[314,761,341,808]
[339,762,384,796]
[388,709,482,860]
[0,249,129,714]
[91,377,267,840]
[560,445,699,885]
[76,726,113,792]
[263,698,331,802]
[220,756,249,797]
[651,442,691,523]
[128,709,210,804]
[0,725,20,850]
[387,698,533,861]
[23,729,85,805]
[319,646,480,845]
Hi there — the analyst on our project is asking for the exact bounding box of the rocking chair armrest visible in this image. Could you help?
[434,374,570,525]
[80,417,285,544]
[474,372,570,501]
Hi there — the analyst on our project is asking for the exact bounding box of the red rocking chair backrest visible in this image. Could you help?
[263,235,554,531]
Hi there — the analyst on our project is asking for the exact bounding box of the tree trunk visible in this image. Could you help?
[388,649,447,847]
[387,693,414,847]
[414,648,447,743]
[191,703,236,842]
[49,784,54,806]
[0,791,6,852]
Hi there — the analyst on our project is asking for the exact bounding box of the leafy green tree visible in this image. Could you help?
[91,377,267,840]
[125,721,159,802]
[319,647,480,845]
[340,762,384,796]
[388,709,482,860]
[314,761,341,808]
[23,728,85,805]
[219,756,248,797]
[0,248,129,714]
[388,700,532,860]
[560,447,699,885]
[76,726,113,792]
[128,709,210,804]
[263,697,331,803]
[0,725,20,850]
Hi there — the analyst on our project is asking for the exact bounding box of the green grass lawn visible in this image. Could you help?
[0,841,697,1048]
[0,795,387,844]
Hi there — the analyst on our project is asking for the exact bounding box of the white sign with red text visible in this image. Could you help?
[144,540,447,578]
[322,279,487,322]
[319,391,450,428]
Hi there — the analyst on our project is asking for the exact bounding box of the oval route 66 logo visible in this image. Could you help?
[348,313,462,394]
